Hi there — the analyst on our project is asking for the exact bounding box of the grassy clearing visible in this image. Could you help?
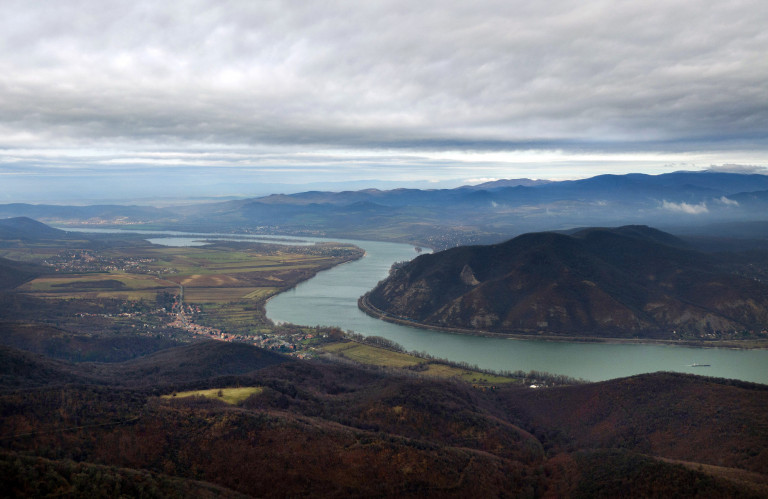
[242,288,279,300]
[179,274,247,287]
[143,248,328,274]
[323,342,426,368]
[184,287,265,303]
[162,386,263,405]
[21,273,167,292]
[421,364,515,384]
[30,290,164,301]
[322,341,517,385]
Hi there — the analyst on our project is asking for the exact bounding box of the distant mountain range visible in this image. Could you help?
[2,171,768,248]
[364,225,768,340]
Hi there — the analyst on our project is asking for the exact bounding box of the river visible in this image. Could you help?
[68,228,768,383]
[265,237,768,384]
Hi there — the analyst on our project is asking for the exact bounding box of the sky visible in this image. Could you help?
[1,0,767,203]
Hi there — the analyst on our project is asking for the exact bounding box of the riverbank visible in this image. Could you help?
[358,293,768,350]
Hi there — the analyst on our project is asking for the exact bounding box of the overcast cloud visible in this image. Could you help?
[1,0,767,201]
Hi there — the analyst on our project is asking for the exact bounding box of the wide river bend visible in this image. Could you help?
[70,229,768,383]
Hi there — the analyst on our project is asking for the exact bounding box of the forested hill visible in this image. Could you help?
[0,257,43,290]
[0,217,68,240]
[365,225,768,340]
[2,339,768,496]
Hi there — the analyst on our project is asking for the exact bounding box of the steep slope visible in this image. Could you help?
[500,372,768,475]
[0,345,89,388]
[0,341,288,388]
[0,257,43,290]
[365,226,768,339]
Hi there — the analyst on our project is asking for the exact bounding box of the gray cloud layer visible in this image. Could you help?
[1,0,767,190]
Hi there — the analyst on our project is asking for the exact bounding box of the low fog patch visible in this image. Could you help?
[660,200,709,215]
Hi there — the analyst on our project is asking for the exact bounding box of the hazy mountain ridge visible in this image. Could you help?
[2,171,768,249]
[365,225,768,339]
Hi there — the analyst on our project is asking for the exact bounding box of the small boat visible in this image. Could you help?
[688,362,711,367]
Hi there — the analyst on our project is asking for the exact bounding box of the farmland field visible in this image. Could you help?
[323,341,426,368]
[12,237,364,335]
[321,341,517,385]
[19,274,169,292]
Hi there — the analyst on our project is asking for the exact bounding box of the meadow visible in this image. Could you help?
[321,340,519,386]
[162,386,264,405]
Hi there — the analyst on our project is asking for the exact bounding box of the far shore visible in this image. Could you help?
[358,293,768,350]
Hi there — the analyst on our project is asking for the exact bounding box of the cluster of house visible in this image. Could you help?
[168,309,319,358]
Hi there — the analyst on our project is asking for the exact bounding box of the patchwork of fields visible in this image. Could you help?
[13,240,364,334]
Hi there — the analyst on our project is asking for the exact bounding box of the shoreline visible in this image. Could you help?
[358,293,768,350]
[263,248,367,326]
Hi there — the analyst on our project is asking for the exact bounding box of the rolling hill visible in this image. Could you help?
[364,225,768,339]
[0,217,68,240]
[1,340,767,497]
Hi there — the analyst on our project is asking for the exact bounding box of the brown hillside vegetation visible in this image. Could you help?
[366,226,768,341]
[1,341,767,497]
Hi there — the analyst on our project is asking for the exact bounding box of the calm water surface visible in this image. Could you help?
[66,228,768,383]
[266,238,768,384]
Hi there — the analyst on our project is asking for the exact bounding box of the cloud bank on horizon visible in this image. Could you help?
[1,0,767,200]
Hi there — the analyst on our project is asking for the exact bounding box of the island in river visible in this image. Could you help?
[363,226,768,346]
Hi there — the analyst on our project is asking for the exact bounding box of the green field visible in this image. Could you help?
[18,242,358,303]
[196,302,271,333]
[421,363,516,385]
[10,237,362,338]
[322,341,517,385]
[323,342,426,368]
[20,273,167,292]
[162,386,263,405]
[146,247,330,275]
[183,287,264,303]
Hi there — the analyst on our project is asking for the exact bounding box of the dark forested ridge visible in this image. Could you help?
[365,225,768,341]
[1,340,767,497]
[0,217,68,240]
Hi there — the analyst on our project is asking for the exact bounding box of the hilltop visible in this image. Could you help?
[364,225,768,341]
[0,217,68,240]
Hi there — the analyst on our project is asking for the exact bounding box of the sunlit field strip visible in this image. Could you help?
[161,387,263,405]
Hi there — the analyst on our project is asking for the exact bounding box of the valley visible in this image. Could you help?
[5,2,768,493]
[3,172,768,496]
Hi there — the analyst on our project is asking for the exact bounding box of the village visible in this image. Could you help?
[44,250,168,274]
[165,295,322,359]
